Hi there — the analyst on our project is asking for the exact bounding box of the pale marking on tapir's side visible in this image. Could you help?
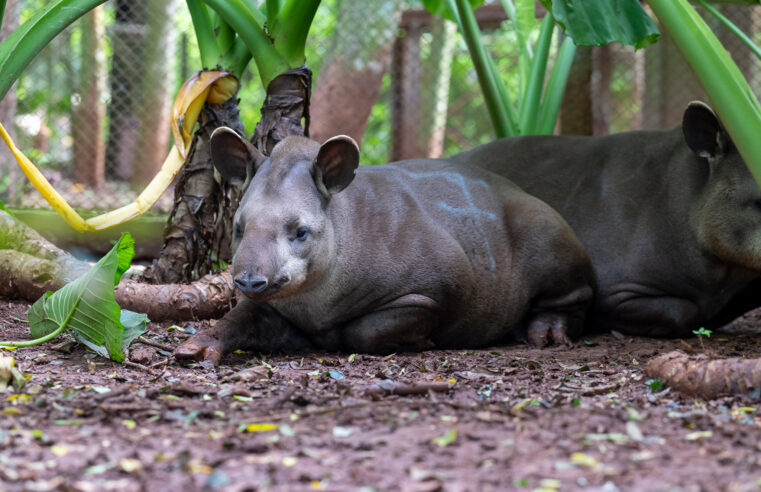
[385,166,498,275]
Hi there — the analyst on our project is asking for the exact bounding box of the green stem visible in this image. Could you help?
[203,0,289,87]
[537,35,575,134]
[696,0,761,60]
[499,0,533,99]
[266,0,283,30]
[186,0,220,68]
[648,0,761,188]
[269,0,320,67]
[0,298,80,348]
[485,54,519,135]
[454,0,513,138]
[0,325,66,347]
[0,0,6,29]
[0,0,107,99]
[215,15,236,55]
[221,37,253,78]
[519,14,553,135]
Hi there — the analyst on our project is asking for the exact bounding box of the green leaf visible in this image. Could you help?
[514,0,536,53]
[0,200,12,216]
[432,428,458,447]
[540,0,659,49]
[27,233,143,362]
[422,0,484,23]
[0,0,108,100]
[120,311,148,351]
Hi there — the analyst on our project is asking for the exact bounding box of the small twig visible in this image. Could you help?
[123,360,161,377]
[93,385,132,402]
[137,336,174,352]
[149,358,170,369]
[580,381,623,396]
[365,380,454,397]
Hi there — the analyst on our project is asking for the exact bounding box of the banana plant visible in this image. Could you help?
[0,0,321,284]
[537,0,761,188]
[647,0,761,189]
[424,0,659,138]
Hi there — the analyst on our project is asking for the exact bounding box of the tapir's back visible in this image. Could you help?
[333,158,593,346]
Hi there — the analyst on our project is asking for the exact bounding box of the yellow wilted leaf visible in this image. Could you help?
[1,407,23,416]
[51,445,68,456]
[245,423,279,433]
[172,71,239,158]
[571,452,598,467]
[120,458,143,473]
[432,428,457,447]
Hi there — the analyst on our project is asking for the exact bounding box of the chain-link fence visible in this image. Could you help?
[1,1,760,213]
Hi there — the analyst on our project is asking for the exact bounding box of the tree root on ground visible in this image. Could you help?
[0,210,234,321]
[645,350,761,400]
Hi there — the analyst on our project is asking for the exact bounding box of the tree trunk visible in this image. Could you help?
[309,0,403,145]
[560,45,593,135]
[106,0,148,182]
[0,210,234,321]
[142,97,246,284]
[132,0,176,186]
[0,0,19,203]
[145,66,313,284]
[418,16,456,158]
[72,6,106,189]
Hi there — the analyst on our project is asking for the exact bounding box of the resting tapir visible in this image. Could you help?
[174,128,594,364]
[454,101,761,337]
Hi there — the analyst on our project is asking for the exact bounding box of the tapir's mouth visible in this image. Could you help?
[238,275,298,301]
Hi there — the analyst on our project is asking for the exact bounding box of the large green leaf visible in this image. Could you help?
[0,0,107,99]
[27,233,146,362]
[540,0,659,49]
[422,0,485,23]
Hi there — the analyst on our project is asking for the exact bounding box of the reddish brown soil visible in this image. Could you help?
[2,297,761,491]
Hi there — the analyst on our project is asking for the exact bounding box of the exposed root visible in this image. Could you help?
[115,270,234,321]
[1,210,235,321]
[645,350,761,400]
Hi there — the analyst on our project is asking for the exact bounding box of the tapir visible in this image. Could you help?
[454,101,761,337]
[174,128,594,364]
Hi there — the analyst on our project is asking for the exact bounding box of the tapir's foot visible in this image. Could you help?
[526,312,579,348]
[174,331,225,365]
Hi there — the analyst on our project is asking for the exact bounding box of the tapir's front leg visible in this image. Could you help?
[174,297,313,365]
[340,295,439,353]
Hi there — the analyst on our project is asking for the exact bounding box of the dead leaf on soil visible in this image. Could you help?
[0,353,26,392]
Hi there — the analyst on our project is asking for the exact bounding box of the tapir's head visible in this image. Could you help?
[211,128,360,301]
[685,102,761,274]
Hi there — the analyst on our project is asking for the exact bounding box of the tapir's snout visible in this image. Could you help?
[234,273,269,293]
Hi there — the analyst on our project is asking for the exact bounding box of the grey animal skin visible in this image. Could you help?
[454,101,761,337]
[174,129,594,365]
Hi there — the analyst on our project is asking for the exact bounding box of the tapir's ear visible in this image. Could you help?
[210,126,265,187]
[682,101,727,159]
[312,135,360,198]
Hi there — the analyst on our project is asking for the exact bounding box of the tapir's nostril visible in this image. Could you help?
[234,274,269,293]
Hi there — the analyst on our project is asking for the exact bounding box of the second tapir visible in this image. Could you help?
[175,128,594,364]
[456,102,761,337]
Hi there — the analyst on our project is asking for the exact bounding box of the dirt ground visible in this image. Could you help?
[1,298,761,492]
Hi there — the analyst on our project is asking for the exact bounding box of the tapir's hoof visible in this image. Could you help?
[526,313,575,348]
[174,334,224,366]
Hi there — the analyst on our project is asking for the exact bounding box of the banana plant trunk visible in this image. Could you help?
[145,66,312,284]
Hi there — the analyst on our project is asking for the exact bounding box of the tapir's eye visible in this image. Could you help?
[295,226,310,241]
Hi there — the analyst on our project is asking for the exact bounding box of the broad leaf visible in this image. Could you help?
[540,0,659,49]
[28,233,146,362]
[422,0,485,23]
[514,0,536,52]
